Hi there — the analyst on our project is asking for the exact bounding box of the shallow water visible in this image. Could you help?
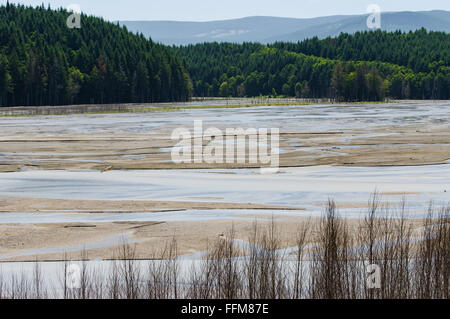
[1,102,449,135]
[0,102,449,222]
[0,209,305,224]
[0,165,448,218]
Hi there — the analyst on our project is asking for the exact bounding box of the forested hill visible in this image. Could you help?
[174,30,450,101]
[271,29,450,73]
[0,4,192,107]
[1,4,449,107]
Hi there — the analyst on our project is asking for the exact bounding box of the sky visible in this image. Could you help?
[7,0,450,21]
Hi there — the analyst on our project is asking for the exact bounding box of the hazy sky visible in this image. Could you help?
[8,0,450,21]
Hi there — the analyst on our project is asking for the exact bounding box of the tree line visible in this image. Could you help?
[174,29,450,101]
[0,3,192,107]
[1,4,448,107]
[272,29,449,74]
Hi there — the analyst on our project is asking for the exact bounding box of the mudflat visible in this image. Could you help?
[0,101,449,261]
[1,101,449,172]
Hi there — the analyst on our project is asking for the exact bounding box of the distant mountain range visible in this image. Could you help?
[119,10,450,45]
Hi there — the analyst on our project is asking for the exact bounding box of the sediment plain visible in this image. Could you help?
[0,100,449,261]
